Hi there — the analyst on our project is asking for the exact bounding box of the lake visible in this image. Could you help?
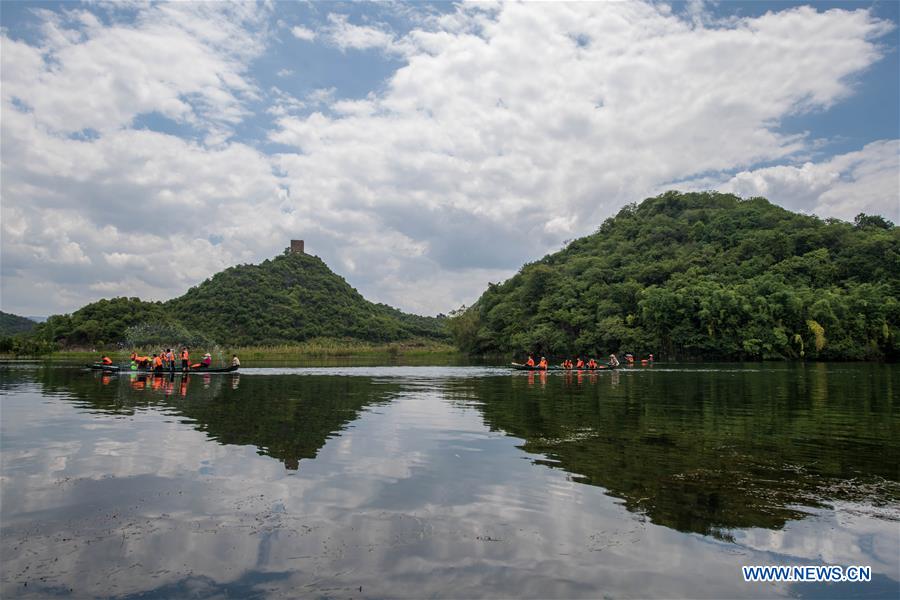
[1,362,898,598]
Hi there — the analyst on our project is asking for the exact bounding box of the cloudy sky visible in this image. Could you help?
[1,1,898,318]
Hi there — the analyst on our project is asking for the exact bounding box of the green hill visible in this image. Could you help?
[34,251,448,347]
[168,252,446,345]
[450,191,899,360]
[0,312,37,336]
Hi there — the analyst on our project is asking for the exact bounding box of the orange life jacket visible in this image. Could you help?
[101,357,113,365]
[538,359,548,369]
[181,350,189,360]
[576,359,584,368]
[526,357,535,367]
[153,356,162,368]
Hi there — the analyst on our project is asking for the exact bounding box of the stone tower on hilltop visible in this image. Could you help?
[288,240,304,254]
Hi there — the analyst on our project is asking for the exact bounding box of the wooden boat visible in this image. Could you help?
[510,362,563,371]
[510,362,615,371]
[133,365,239,374]
[89,364,238,374]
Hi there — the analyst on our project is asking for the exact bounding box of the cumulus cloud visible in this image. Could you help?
[290,25,316,41]
[1,3,269,141]
[1,1,897,317]
[1,108,289,313]
[720,140,900,221]
[323,13,406,54]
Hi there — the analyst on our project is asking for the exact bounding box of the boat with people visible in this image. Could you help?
[510,362,615,371]
[133,364,239,374]
[87,363,239,374]
[510,362,567,371]
[509,352,651,371]
[88,349,241,374]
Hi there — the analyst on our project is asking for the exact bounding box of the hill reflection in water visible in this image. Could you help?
[1,362,897,599]
[22,363,900,535]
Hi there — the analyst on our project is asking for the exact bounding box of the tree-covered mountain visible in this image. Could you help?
[450,191,899,360]
[32,251,448,347]
[0,312,37,336]
[168,252,446,344]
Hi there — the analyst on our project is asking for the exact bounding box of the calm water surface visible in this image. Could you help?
[1,362,898,598]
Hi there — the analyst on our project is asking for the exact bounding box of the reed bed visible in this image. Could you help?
[16,338,458,361]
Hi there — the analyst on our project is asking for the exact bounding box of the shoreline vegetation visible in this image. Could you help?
[1,338,459,361]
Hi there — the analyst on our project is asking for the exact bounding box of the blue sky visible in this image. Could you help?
[1,1,898,317]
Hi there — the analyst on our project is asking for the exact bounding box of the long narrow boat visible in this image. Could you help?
[509,362,615,371]
[510,362,563,371]
[134,365,240,374]
[86,364,238,374]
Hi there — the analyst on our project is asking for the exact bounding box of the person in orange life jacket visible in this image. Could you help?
[526,355,535,367]
[537,357,548,370]
[152,354,163,374]
[101,355,113,365]
[181,348,190,371]
[576,357,584,369]
[587,358,597,369]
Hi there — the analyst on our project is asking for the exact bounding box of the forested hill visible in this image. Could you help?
[450,191,899,361]
[167,252,446,344]
[33,252,448,347]
[0,312,37,336]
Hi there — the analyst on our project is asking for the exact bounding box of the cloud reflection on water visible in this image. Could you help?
[1,365,897,598]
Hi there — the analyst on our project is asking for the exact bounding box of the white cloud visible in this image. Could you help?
[0,3,269,140]
[1,107,290,313]
[1,2,897,317]
[719,140,900,221]
[290,25,316,41]
[323,13,406,55]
